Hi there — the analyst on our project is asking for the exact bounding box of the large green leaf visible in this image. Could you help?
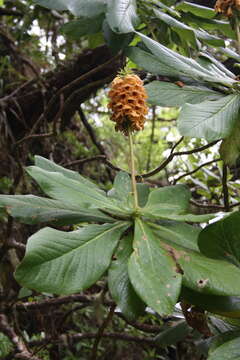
[106,0,138,33]
[153,9,196,45]
[195,29,225,47]
[126,46,181,77]
[137,183,150,208]
[181,287,240,318]
[198,211,240,267]
[176,1,215,19]
[220,121,240,166]
[103,20,133,55]
[15,222,129,294]
[208,335,240,360]
[181,12,236,39]
[26,166,124,213]
[148,220,200,251]
[128,219,182,315]
[108,171,149,208]
[108,233,145,320]
[143,184,191,216]
[34,0,67,11]
[178,95,240,141]
[0,195,114,225]
[141,185,216,222]
[145,81,223,107]
[151,223,240,296]
[136,33,235,86]
[60,15,104,39]
[34,156,101,192]
[155,320,191,347]
[67,0,107,17]
[34,0,107,17]
[108,171,131,203]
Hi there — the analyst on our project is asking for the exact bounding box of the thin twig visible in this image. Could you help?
[173,158,220,184]
[29,331,159,349]
[116,313,161,333]
[140,139,219,179]
[146,106,156,171]
[78,107,106,155]
[91,304,116,360]
[222,164,230,211]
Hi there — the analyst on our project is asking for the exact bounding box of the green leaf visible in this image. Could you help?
[145,81,223,107]
[220,122,240,166]
[34,156,101,192]
[195,29,225,47]
[220,47,240,62]
[15,222,129,294]
[106,0,139,33]
[151,224,240,296]
[155,320,191,347]
[103,20,133,54]
[208,335,240,360]
[136,33,235,86]
[34,0,107,17]
[0,195,114,225]
[198,211,240,267]
[148,220,200,251]
[110,171,132,202]
[126,46,180,77]
[176,1,216,19]
[67,0,107,17]
[34,0,68,11]
[143,184,191,217]
[108,233,145,320]
[181,13,236,39]
[128,219,182,315]
[178,95,240,141]
[181,286,240,318]
[153,9,196,46]
[197,53,235,79]
[60,15,104,39]
[26,166,123,213]
[137,183,150,207]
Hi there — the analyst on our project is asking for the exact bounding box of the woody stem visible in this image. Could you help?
[128,129,138,209]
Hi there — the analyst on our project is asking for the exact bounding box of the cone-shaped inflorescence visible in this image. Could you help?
[215,0,240,17]
[108,74,148,136]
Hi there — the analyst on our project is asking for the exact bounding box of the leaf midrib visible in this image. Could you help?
[28,222,128,266]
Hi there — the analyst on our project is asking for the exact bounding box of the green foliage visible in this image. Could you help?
[0,333,13,357]
[198,211,240,266]
[1,157,240,324]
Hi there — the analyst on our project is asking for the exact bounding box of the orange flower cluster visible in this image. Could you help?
[108,74,148,136]
[215,0,240,16]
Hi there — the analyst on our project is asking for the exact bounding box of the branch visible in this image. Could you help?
[0,7,23,16]
[0,314,42,360]
[29,331,159,349]
[64,155,124,173]
[91,304,116,360]
[222,164,230,211]
[116,313,161,333]
[78,107,106,155]
[15,294,113,311]
[173,158,221,184]
[139,139,220,179]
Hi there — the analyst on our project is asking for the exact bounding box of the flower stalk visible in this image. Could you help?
[128,128,139,210]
